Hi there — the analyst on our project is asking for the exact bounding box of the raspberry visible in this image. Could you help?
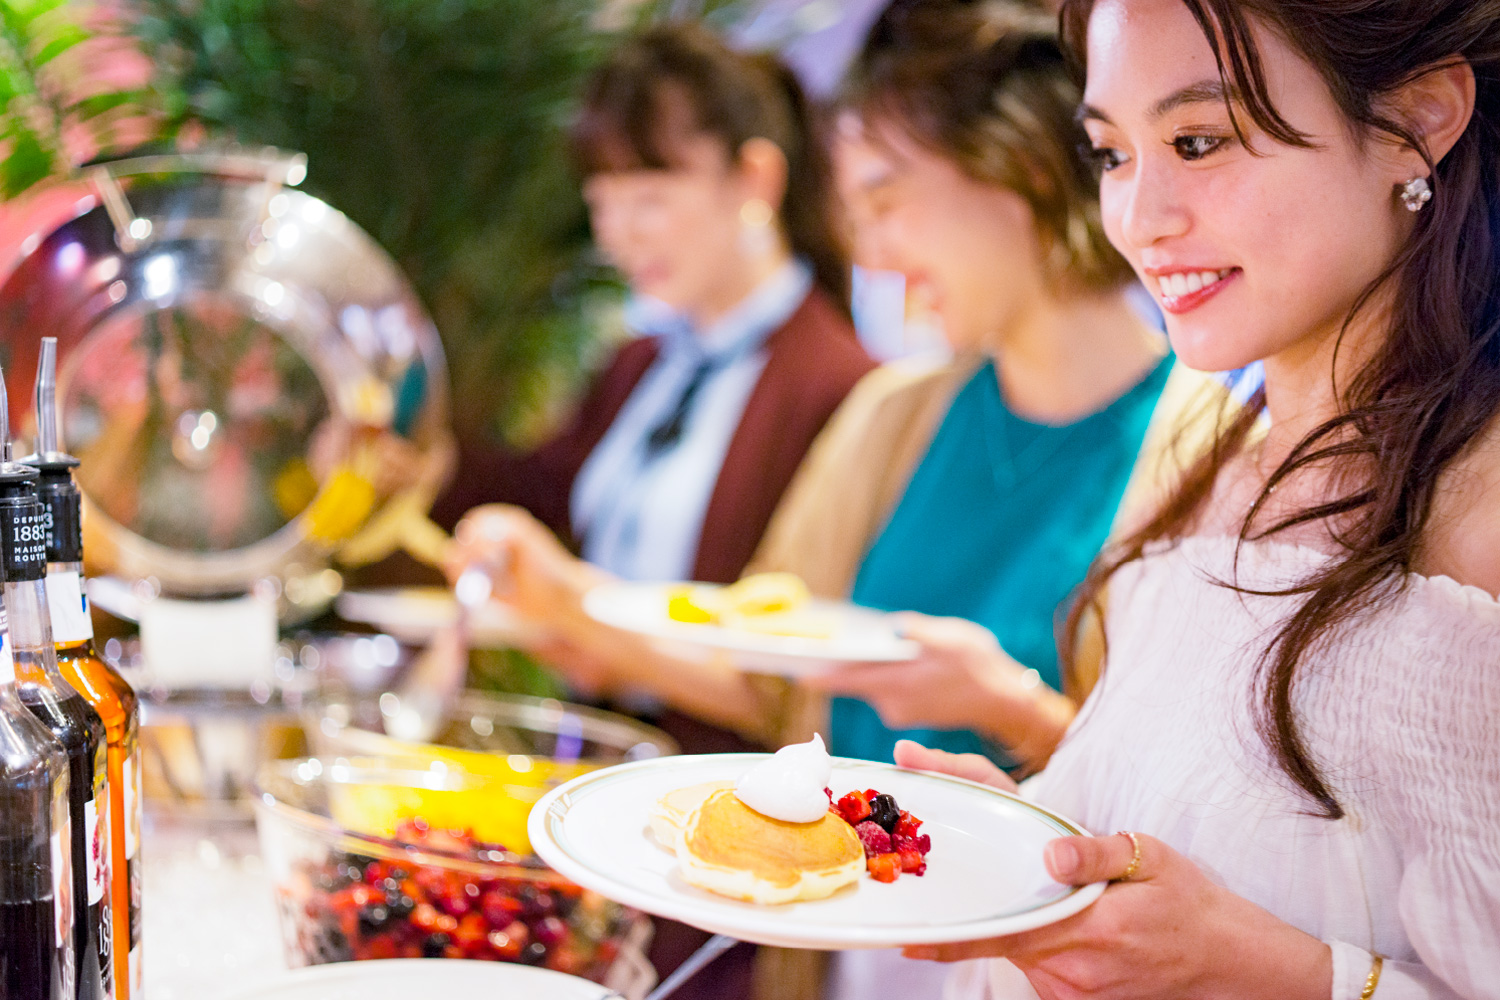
[854,821,893,856]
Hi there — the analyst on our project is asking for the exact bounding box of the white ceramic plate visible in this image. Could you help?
[220,959,621,1000]
[529,755,1105,950]
[336,586,537,647]
[581,581,918,676]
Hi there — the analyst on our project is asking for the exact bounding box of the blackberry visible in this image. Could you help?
[868,793,901,832]
[422,932,451,958]
[520,941,548,965]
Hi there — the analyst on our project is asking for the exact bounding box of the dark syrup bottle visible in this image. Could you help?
[28,338,138,998]
[0,606,74,1000]
[0,384,109,1000]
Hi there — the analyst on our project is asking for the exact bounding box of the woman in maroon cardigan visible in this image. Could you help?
[435,27,871,999]
[437,25,872,587]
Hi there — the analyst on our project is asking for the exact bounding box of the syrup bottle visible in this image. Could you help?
[26,339,140,998]
[0,612,75,1000]
[0,363,110,1000]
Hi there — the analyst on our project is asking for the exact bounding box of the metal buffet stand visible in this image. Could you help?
[0,148,462,997]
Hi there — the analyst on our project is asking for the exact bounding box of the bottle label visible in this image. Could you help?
[86,797,105,904]
[1,501,48,581]
[99,896,115,1000]
[45,570,93,643]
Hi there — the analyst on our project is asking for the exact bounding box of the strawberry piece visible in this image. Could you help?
[898,846,927,875]
[837,790,872,824]
[894,811,923,840]
[867,853,901,883]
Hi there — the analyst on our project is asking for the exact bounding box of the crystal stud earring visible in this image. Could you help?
[1400,177,1433,213]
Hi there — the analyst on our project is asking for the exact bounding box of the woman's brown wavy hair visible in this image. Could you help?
[571,23,850,308]
[1058,0,1500,818]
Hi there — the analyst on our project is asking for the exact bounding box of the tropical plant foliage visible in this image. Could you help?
[0,0,159,196]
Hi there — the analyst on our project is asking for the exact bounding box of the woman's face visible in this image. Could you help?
[583,130,757,321]
[1080,0,1412,373]
[834,117,1044,354]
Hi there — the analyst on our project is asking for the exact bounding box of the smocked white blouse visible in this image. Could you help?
[952,535,1500,1000]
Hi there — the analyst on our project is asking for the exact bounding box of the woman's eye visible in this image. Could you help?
[1082,144,1128,174]
[1172,134,1227,161]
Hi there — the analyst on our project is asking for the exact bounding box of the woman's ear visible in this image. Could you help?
[1389,58,1476,175]
[736,136,790,211]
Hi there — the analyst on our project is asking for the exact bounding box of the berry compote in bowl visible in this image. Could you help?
[254,757,648,980]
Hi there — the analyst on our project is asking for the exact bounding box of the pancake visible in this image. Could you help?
[675,789,863,904]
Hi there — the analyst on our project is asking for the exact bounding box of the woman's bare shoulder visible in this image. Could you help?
[1421,420,1500,597]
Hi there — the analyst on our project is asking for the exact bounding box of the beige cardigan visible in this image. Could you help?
[745,353,1229,731]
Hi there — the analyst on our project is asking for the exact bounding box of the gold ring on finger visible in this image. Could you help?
[1114,830,1142,882]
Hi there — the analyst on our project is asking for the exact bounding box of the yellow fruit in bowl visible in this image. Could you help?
[325,737,594,854]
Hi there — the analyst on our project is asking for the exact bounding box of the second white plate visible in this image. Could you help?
[581,581,918,676]
[529,754,1104,950]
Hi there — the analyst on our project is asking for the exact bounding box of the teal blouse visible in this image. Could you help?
[829,355,1174,766]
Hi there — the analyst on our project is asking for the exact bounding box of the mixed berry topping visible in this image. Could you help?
[832,788,931,882]
[277,819,633,978]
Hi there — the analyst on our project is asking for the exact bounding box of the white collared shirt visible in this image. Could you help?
[571,261,813,581]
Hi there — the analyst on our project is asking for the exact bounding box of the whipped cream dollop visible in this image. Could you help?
[734,734,833,823]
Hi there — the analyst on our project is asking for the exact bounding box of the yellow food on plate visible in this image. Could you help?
[667,573,834,639]
[662,788,864,904]
[718,572,812,616]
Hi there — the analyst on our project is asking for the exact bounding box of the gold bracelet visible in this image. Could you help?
[1359,954,1383,1000]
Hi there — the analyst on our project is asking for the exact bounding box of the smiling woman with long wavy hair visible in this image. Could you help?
[894,1,1500,997]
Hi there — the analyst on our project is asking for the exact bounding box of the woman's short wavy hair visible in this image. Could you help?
[845,0,1134,294]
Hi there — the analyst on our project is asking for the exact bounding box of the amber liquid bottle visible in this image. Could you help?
[29,338,142,999]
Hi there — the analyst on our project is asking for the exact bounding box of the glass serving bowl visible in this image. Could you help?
[309,690,676,854]
[255,757,647,981]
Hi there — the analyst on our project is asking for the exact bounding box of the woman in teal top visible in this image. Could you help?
[831,353,1173,766]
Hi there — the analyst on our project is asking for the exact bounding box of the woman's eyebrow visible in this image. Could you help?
[1148,79,1233,120]
[1076,79,1234,126]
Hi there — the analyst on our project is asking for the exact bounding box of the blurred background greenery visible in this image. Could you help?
[0,0,747,442]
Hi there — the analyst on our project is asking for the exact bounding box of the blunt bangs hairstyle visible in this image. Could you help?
[570,23,850,307]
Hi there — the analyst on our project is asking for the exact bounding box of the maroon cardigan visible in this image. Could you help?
[433,287,875,583]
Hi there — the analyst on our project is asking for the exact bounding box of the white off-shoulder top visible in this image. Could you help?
[954,535,1500,1000]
